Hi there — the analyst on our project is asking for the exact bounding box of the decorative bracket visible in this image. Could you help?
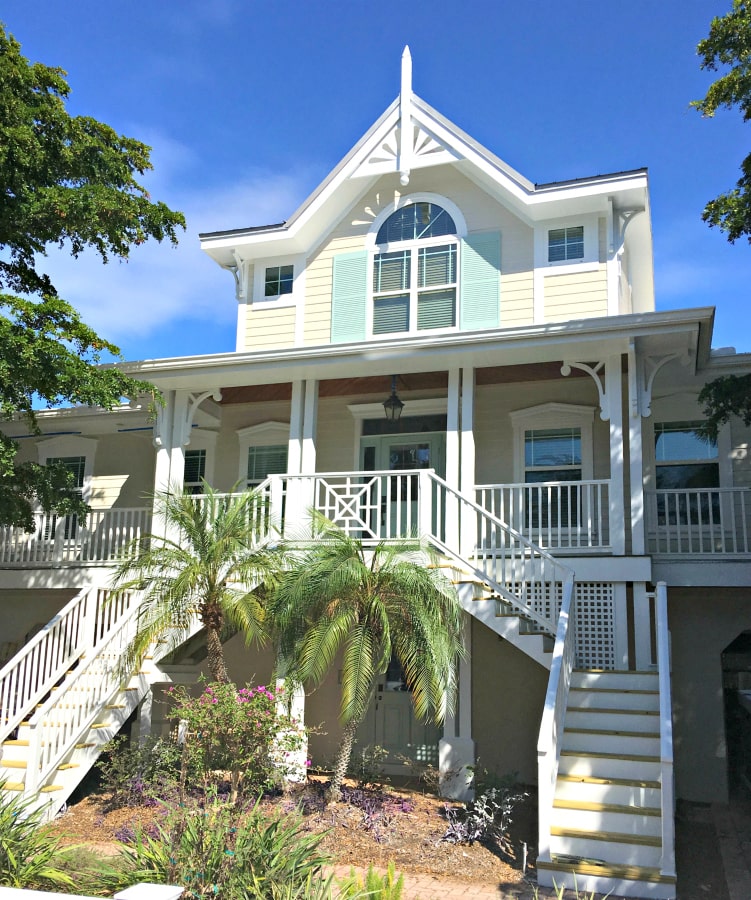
[152,402,170,449]
[561,360,609,420]
[639,353,686,418]
[176,390,223,447]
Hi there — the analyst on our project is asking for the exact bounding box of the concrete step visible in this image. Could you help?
[571,670,658,691]
[537,857,676,899]
[556,773,661,808]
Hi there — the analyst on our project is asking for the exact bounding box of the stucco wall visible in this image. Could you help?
[0,589,77,650]
[471,620,548,785]
[669,586,751,802]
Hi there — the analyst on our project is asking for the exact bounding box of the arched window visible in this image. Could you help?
[372,202,458,335]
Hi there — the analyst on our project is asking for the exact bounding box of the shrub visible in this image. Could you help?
[112,796,331,900]
[97,734,181,808]
[338,862,404,900]
[0,785,74,890]
[170,681,308,802]
[441,782,528,852]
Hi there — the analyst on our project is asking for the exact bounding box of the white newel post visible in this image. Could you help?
[276,655,308,783]
[605,354,626,555]
[285,381,306,534]
[633,582,655,669]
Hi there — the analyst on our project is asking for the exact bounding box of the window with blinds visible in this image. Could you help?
[184,449,207,494]
[45,456,86,539]
[654,421,719,525]
[524,429,582,527]
[247,445,288,487]
[548,226,584,262]
[372,204,457,336]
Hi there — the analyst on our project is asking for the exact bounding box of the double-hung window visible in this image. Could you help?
[654,421,719,525]
[246,445,288,488]
[524,429,582,527]
[184,449,207,495]
[264,265,293,298]
[372,202,457,335]
[46,456,85,538]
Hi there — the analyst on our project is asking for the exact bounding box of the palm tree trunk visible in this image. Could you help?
[328,716,360,802]
[206,625,230,683]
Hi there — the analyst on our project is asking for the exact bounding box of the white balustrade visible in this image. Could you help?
[476,480,610,552]
[0,508,152,567]
[646,487,751,555]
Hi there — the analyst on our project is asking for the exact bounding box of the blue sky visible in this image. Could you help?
[3,0,751,360]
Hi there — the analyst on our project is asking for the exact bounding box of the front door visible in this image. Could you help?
[356,656,441,774]
[360,431,445,539]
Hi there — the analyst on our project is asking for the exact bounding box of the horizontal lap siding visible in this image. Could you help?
[544,265,608,322]
[305,235,366,346]
[302,166,535,346]
[245,306,296,349]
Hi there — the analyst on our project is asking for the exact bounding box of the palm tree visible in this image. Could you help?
[270,515,464,800]
[113,482,284,683]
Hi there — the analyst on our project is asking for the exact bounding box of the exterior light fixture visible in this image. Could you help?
[383,375,404,421]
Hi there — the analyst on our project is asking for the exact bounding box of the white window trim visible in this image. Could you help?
[347,398,448,470]
[251,256,305,309]
[365,194,467,339]
[236,421,290,485]
[184,429,219,489]
[37,436,98,505]
[510,403,595,483]
[535,214,600,276]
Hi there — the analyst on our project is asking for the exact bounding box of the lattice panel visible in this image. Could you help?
[573,582,615,670]
[502,581,615,670]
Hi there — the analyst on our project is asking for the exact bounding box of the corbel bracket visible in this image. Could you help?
[561,360,609,420]
[177,390,223,447]
[639,353,684,418]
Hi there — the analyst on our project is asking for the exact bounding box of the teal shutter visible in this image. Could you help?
[460,231,501,331]
[331,251,368,343]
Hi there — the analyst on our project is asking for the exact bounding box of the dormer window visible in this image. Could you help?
[372,202,457,335]
[548,226,584,262]
[264,265,294,298]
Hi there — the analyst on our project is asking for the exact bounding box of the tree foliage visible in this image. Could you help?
[698,372,751,439]
[0,24,185,528]
[113,484,285,684]
[692,1,751,241]
[270,515,464,800]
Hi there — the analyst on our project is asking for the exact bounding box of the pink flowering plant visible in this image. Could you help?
[169,681,307,802]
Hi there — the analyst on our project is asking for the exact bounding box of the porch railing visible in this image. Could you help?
[645,487,751,556]
[476,480,610,552]
[0,507,152,567]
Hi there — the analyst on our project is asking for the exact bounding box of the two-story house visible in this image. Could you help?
[2,50,750,899]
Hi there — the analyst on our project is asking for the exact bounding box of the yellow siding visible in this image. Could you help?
[302,164,535,346]
[244,305,296,350]
[544,265,608,322]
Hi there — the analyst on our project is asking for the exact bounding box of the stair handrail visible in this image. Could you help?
[0,586,134,744]
[25,596,145,794]
[655,580,676,879]
[535,574,577,868]
[426,472,574,634]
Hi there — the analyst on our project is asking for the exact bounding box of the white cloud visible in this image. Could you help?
[36,135,316,354]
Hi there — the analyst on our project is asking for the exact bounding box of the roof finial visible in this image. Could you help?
[399,46,412,186]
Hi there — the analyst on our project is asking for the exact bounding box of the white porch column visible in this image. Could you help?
[628,348,646,556]
[459,366,476,559]
[152,391,176,539]
[300,379,318,474]
[168,390,190,495]
[288,381,305,476]
[605,355,626,555]
[445,369,461,550]
[440,610,474,801]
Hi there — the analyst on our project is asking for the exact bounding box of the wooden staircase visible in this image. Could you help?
[537,669,676,899]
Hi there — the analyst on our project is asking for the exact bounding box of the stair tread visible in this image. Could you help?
[561,749,660,762]
[567,706,658,716]
[574,669,657,676]
[554,798,661,816]
[0,760,26,768]
[550,825,661,847]
[0,782,24,791]
[570,687,659,695]
[558,773,661,789]
[565,726,660,738]
[539,857,676,884]
[2,739,29,746]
